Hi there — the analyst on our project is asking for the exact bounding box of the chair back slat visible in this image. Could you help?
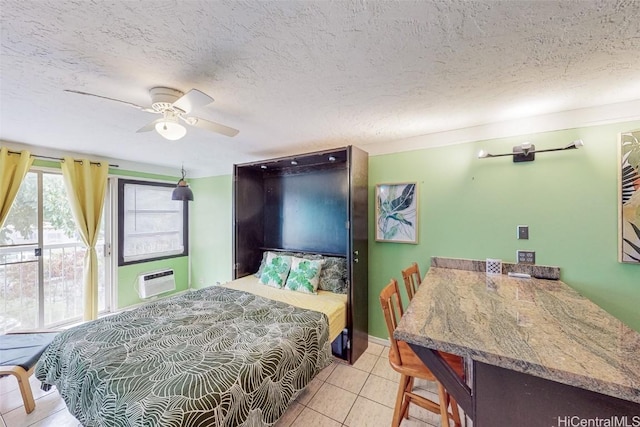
[379,279,404,363]
[378,276,465,427]
[401,262,421,301]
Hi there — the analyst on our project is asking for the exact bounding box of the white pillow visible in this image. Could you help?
[259,252,292,288]
[284,256,324,294]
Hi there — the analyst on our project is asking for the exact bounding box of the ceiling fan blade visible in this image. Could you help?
[136,118,162,133]
[188,117,239,137]
[65,89,155,112]
[172,89,214,114]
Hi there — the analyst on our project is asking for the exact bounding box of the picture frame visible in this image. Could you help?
[375,182,418,244]
[619,129,640,263]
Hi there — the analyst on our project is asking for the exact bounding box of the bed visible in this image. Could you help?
[35,146,366,426]
[220,275,347,342]
[35,273,346,426]
[233,146,369,364]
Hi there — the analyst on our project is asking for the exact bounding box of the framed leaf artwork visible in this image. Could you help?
[375,182,418,243]
[619,129,640,263]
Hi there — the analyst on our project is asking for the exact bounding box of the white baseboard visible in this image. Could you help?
[368,335,389,347]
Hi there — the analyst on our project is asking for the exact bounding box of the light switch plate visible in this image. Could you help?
[517,225,529,240]
[517,250,535,264]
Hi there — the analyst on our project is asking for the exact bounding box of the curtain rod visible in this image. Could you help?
[7,150,119,168]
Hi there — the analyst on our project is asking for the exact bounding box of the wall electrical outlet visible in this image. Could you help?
[517,225,529,240]
[517,250,535,264]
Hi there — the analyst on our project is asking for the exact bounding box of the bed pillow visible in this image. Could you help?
[284,256,324,294]
[256,252,348,294]
[255,251,323,277]
[258,252,292,288]
[255,251,269,277]
[318,256,348,294]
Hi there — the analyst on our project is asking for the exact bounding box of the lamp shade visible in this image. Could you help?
[156,119,187,141]
[172,179,194,201]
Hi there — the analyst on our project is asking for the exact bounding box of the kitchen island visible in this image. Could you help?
[394,257,640,426]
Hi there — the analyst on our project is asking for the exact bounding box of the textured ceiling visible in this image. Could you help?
[1,0,640,177]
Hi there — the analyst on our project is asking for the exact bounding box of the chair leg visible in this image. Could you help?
[450,395,462,427]
[393,375,411,427]
[436,382,451,427]
[8,368,36,414]
[402,377,414,419]
[407,377,415,391]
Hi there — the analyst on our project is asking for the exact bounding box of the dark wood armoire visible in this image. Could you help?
[233,146,368,364]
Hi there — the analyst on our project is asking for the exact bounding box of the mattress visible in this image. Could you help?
[219,275,348,341]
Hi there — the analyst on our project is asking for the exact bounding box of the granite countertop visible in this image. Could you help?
[394,261,640,404]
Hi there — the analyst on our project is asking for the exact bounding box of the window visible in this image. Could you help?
[118,179,188,266]
[1,170,111,332]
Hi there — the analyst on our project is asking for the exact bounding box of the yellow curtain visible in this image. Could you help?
[0,147,34,228]
[61,157,108,321]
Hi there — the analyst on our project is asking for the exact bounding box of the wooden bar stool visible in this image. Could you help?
[401,262,421,301]
[380,279,463,427]
[0,332,59,413]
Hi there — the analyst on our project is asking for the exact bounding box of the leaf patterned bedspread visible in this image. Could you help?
[35,286,332,426]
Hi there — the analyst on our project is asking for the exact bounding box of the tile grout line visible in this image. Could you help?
[25,407,67,427]
[3,346,393,427]
[288,355,379,427]
[342,369,371,427]
[2,385,66,427]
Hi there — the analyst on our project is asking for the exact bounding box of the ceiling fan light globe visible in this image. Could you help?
[155,120,186,140]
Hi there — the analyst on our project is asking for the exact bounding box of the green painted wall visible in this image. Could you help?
[186,120,640,338]
[368,120,640,338]
[108,168,190,308]
[117,257,189,308]
[189,174,233,289]
[112,170,188,308]
[33,159,66,169]
[108,167,179,182]
[31,159,171,181]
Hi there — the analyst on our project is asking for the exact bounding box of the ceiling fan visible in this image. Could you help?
[64,87,239,140]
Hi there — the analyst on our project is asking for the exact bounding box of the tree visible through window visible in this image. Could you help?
[0,171,108,332]
[118,179,188,266]
[0,173,77,245]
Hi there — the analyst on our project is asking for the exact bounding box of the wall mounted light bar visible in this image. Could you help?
[478,139,584,163]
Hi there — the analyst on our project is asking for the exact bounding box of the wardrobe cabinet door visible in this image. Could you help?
[348,145,369,363]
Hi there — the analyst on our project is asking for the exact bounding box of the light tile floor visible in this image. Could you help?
[0,342,461,427]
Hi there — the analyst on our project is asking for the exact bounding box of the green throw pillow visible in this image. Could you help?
[284,257,324,294]
[259,252,292,288]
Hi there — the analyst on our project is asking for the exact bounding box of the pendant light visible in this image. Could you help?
[172,166,194,201]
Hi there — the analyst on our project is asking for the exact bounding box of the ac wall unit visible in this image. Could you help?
[137,269,175,298]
